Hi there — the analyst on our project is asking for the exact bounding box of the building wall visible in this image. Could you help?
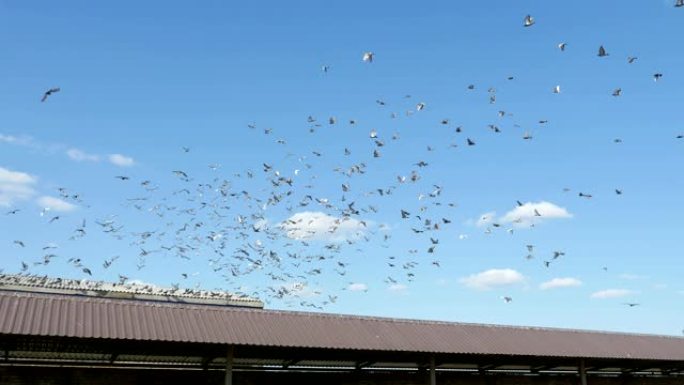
[1,366,683,385]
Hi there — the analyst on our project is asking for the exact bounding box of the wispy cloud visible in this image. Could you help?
[476,211,496,227]
[0,134,39,149]
[0,166,37,207]
[66,148,100,162]
[388,283,408,293]
[460,268,526,290]
[619,273,649,280]
[539,277,582,290]
[2,132,134,167]
[108,153,135,167]
[36,196,77,212]
[280,211,368,242]
[590,289,634,299]
[347,283,368,292]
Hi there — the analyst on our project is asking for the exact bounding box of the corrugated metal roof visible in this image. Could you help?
[1,290,683,361]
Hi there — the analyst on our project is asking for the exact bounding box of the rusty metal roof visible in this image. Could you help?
[1,290,683,361]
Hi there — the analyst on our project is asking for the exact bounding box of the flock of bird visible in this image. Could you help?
[3,4,683,310]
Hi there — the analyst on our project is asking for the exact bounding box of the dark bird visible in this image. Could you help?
[41,87,60,102]
[598,45,609,57]
[466,138,476,146]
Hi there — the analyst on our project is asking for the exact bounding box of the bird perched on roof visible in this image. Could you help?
[41,87,60,102]
[523,15,535,27]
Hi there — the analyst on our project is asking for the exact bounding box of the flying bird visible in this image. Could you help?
[558,42,567,51]
[41,87,60,102]
[598,45,609,57]
[523,15,535,27]
[362,52,374,63]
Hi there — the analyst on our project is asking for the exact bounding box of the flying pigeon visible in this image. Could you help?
[523,15,535,27]
[41,87,60,102]
[598,45,609,57]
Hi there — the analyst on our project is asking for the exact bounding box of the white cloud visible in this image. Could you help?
[619,273,649,280]
[108,154,135,167]
[347,283,368,292]
[0,167,37,207]
[0,134,18,144]
[66,148,100,162]
[590,289,634,299]
[476,211,496,227]
[539,277,582,290]
[280,211,368,242]
[0,134,36,148]
[388,283,408,292]
[499,201,572,227]
[36,196,77,212]
[460,268,526,290]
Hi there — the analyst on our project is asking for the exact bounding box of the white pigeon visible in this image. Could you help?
[362,52,374,63]
[553,85,561,94]
[524,15,535,27]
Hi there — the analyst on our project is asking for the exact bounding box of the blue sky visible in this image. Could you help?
[1,0,683,335]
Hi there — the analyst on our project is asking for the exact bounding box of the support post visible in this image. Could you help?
[579,358,587,385]
[429,355,436,385]
[224,345,234,385]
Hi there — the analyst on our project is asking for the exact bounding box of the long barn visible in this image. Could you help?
[1,274,683,385]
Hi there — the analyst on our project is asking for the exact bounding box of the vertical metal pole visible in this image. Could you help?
[579,358,587,385]
[225,345,234,385]
[429,355,436,385]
